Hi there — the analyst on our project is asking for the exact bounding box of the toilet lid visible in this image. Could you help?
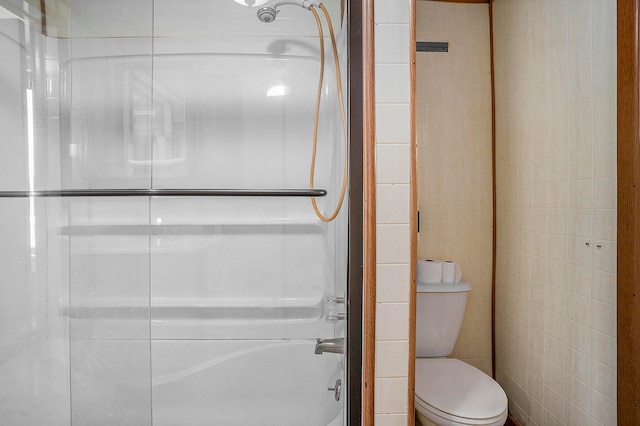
[415,358,507,422]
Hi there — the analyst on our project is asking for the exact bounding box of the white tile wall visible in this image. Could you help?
[493,0,617,425]
[374,377,409,414]
[375,64,411,103]
[376,144,411,184]
[377,264,411,303]
[373,0,412,421]
[374,414,409,426]
[377,184,411,224]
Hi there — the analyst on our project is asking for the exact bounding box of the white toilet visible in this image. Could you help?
[415,281,508,426]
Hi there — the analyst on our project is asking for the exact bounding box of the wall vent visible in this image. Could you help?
[416,42,448,52]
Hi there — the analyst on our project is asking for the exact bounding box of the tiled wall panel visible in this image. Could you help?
[373,0,412,422]
[493,1,617,425]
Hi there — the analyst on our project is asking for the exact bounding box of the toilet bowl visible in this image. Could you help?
[414,358,507,426]
[414,278,508,426]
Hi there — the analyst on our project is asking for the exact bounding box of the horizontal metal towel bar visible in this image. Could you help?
[0,188,327,198]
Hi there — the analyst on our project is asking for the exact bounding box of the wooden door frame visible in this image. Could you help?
[360,0,376,424]
[617,0,640,423]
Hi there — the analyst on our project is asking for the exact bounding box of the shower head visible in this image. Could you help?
[257,6,278,23]
[256,0,320,23]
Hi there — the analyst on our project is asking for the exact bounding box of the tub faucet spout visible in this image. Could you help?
[315,337,344,354]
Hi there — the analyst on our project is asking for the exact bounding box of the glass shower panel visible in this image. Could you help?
[148,197,331,338]
[61,39,154,189]
[58,0,154,190]
[0,198,71,425]
[62,1,155,424]
[0,4,52,192]
[150,46,319,190]
[1,0,349,424]
[66,197,152,425]
[146,2,347,424]
[148,197,343,425]
[0,17,29,191]
[0,4,70,425]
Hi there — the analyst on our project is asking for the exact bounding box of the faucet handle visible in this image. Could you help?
[326,296,346,323]
[328,378,342,401]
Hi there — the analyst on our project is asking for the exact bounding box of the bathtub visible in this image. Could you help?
[69,339,344,425]
[152,340,343,425]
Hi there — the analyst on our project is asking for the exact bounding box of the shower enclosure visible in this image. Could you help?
[0,0,356,424]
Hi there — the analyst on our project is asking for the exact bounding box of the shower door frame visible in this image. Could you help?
[347,0,365,424]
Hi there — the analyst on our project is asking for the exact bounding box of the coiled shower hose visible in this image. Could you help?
[308,4,348,222]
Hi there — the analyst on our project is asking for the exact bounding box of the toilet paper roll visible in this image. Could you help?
[417,259,443,283]
[442,260,456,283]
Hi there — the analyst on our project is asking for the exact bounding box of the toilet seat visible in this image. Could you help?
[415,358,508,426]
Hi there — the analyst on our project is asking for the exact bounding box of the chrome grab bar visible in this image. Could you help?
[314,337,345,355]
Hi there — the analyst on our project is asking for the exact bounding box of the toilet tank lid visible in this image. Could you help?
[416,281,471,293]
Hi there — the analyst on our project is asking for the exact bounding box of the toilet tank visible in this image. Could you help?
[416,281,471,358]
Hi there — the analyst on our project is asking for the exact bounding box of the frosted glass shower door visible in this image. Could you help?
[145,36,347,426]
[65,198,153,425]
[0,0,348,424]
[148,197,344,425]
[0,197,72,425]
[61,5,156,417]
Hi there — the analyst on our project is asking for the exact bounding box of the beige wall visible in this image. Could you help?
[373,0,412,424]
[493,1,617,425]
[415,1,493,376]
